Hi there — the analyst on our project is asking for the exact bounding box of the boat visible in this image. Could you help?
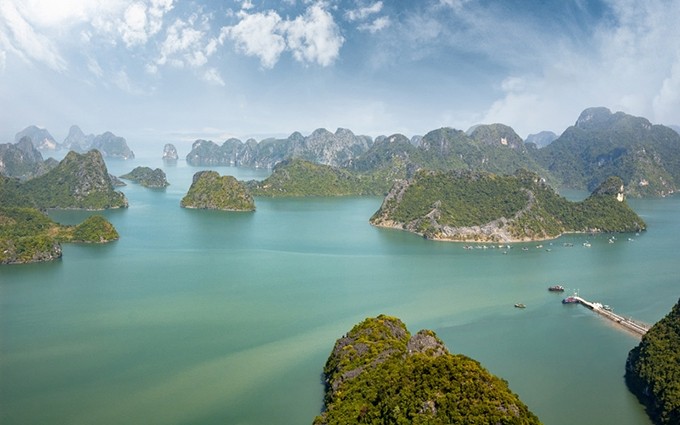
[562,296,579,304]
[548,285,565,292]
[514,303,526,309]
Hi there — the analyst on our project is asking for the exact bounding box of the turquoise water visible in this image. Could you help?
[1,157,678,425]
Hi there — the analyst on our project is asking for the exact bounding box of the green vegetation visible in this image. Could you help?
[247,158,388,197]
[314,315,542,425]
[0,207,118,264]
[370,170,646,242]
[625,299,680,425]
[532,107,680,197]
[20,150,128,209]
[68,215,119,243]
[181,170,255,211]
[120,166,169,188]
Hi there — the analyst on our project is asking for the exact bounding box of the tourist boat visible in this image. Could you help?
[548,285,565,292]
[514,303,526,309]
[562,296,579,304]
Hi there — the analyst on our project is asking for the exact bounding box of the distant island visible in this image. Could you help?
[120,166,169,188]
[162,143,178,161]
[181,171,255,211]
[13,124,135,159]
[626,298,680,425]
[184,107,680,198]
[370,170,646,242]
[314,315,542,424]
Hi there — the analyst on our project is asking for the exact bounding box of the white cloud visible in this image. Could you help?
[358,16,390,33]
[480,0,680,135]
[225,10,286,69]
[653,60,680,124]
[282,3,344,66]
[158,18,205,66]
[224,2,344,68]
[0,49,5,71]
[345,1,383,21]
[121,3,149,47]
[0,0,67,71]
[120,0,173,47]
[202,67,225,86]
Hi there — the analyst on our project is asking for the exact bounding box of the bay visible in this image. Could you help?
[1,156,678,424]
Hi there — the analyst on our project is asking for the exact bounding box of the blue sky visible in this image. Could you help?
[1,0,679,149]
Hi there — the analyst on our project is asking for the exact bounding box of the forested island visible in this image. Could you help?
[0,208,118,264]
[181,171,255,211]
[369,170,646,242]
[120,166,169,188]
[187,107,680,198]
[0,150,123,264]
[625,299,680,425]
[314,315,542,424]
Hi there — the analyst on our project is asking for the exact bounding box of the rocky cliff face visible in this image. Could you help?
[90,132,135,159]
[180,171,255,211]
[14,125,59,150]
[525,131,558,148]
[62,125,94,152]
[185,128,372,168]
[0,137,51,179]
[162,143,179,161]
[61,125,135,159]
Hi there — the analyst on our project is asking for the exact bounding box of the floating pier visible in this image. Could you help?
[572,296,650,337]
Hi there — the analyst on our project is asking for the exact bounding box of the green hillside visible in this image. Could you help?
[532,107,680,197]
[626,299,680,425]
[370,169,645,242]
[181,171,255,211]
[314,315,542,425]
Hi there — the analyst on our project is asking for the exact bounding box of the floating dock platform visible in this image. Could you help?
[572,296,650,337]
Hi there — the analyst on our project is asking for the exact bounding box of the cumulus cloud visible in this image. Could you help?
[224,2,343,68]
[120,0,174,47]
[157,17,206,67]
[283,3,344,66]
[224,10,286,69]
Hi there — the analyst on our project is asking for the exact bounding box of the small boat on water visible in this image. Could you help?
[514,303,526,309]
[548,285,565,292]
[562,296,579,304]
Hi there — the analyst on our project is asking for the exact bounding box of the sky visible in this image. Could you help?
[1,0,679,151]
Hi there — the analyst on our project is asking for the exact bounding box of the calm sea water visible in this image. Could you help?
[1,156,678,425]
